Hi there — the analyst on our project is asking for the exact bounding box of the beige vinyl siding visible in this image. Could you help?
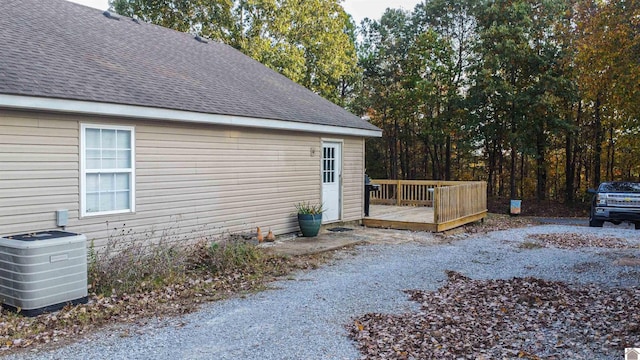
[1,110,367,249]
[0,111,79,235]
[342,137,365,221]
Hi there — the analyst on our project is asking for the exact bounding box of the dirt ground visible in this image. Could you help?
[487,197,590,218]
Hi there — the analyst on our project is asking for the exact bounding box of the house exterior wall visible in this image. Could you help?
[0,110,365,248]
[343,137,365,221]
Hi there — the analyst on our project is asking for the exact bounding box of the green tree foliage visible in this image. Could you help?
[471,0,572,199]
[358,2,476,181]
[111,0,235,39]
[574,0,640,187]
[359,0,639,203]
[356,9,415,179]
[111,0,358,103]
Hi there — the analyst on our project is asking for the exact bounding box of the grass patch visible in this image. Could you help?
[190,239,266,275]
[88,236,191,296]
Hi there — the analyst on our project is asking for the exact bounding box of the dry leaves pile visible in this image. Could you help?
[526,233,631,249]
[350,271,640,359]
[462,214,536,235]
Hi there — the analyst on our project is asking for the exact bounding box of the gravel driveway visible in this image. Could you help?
[10,225,640,360]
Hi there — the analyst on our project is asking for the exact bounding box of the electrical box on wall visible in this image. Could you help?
[56,209,68,227]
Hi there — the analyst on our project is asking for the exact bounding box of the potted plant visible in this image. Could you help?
[295,201,324,237]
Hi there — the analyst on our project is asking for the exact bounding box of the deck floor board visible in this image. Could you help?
[367,205,435,223]
[364,204,486,232]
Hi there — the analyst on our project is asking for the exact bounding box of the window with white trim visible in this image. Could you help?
[81,124,135,216]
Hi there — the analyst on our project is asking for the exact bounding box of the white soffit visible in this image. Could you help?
[0,94,382,138]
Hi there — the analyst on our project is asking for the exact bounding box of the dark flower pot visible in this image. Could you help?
[297,213,323,237]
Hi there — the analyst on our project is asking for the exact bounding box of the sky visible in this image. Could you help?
[68,0,422,25]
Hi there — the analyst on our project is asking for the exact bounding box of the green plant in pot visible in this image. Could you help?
[295,201,324,237]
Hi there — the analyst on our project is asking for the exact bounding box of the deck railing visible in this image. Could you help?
[433,182,487,223]
[370,179,487,224]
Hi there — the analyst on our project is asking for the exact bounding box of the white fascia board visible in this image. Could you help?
[0,94,382,138]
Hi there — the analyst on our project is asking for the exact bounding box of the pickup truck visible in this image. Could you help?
[588,182,640,229]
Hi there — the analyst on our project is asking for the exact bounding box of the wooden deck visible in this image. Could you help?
[363,180,488,232]
[369,205,435,223]
[363,205,486,232]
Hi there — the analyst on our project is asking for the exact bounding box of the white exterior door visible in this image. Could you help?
[322,141,342,223]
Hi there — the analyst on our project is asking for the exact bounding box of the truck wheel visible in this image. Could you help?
[589,219,604,227]
[589,216,604,227]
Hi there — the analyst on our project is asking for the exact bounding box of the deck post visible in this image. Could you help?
[433,187,439,223]
[396,180,402,206]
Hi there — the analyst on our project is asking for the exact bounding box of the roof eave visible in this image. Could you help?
[0,94,382,138]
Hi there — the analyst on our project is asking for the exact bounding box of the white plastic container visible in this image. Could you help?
[0,231,87,316]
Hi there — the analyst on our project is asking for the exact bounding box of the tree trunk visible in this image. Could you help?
[510,146,517,199]
[520,153,525,199]
[498,146,505,197]
[565,101,579,203]
[593,94,603,187]
[536,129,547,200]
[565,132,574,202]
[432,142,441,180]
[400,124,409,179]
[390,117,399,179]
[574,101,584,193]
[487,140,496,196]
[445,135,451,181]
[509,67,517,199]
[607,125,614,181]
[423,140,430,179]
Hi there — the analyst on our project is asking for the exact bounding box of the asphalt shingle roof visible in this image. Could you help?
[0,0,379,133]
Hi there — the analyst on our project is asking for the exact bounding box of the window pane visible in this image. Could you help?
[115,191,130,210]
[86,159,101,169]
[102,160,117,169]
[117,130,131,149]
[85,128,100,147]
[102,149,117,159]
[100,192,115,212]
[86,174,99,192]
[101,129,116,148]
[86,193,99,213]
[100,174,115,191]
[86,149,101,158]
[117,150,131,168]
[102,150,117,169]
[115,173,129,190]
[86,150,101,169]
